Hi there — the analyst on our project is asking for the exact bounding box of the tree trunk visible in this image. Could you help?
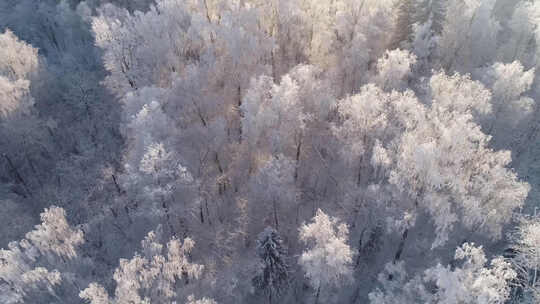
[393,228,409,263]
[162,197,175,237]
[238,85,243,143]
[356,155,363,186]
[355,228,366,268]
[4,154,31,197]
[350,285,361,304]
[200,205,204,223]
[294,138,302,181]
[111,174,123,195]
[215,152,223,174]
[273,199,279,230]
[314,284,321,304]
[271,50,277,84]
[205,199,212,225]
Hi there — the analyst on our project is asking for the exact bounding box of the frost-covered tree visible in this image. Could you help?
[80,228,206,304]
[391,71,529,246]
[482,62,534,121]
[438,0,500,73]
[299,209,353,303]
[0,206,88,304]
[252,227,289,303]
[424,243,516,304]
[240,65,335,218]
[333,72,528,249]
[0,1,539,303]
[411,0,445,33]
[0,29,44,198]
[375,49,417,91]
[187,295,218,304]
[370,243,517,304]
[0,29,39,82]
[510,215,540,303]
[367,261,429,304]
[333,83,424,191]
[247,156,297,232]
[0,1,125,240]
[408,0,445,73]
[478,61,535,147]
[411,16,436,73]
[496,1,539,67]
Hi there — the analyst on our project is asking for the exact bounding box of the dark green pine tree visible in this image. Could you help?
[252,227,290,304]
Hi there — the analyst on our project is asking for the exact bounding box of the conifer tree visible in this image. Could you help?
[252,227,289,304]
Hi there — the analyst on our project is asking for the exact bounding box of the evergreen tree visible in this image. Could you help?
[252,227,289,304]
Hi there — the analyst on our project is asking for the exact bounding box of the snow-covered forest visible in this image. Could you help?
[1,0,540,303]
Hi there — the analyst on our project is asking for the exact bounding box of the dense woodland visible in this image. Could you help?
[1,0,540,303]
